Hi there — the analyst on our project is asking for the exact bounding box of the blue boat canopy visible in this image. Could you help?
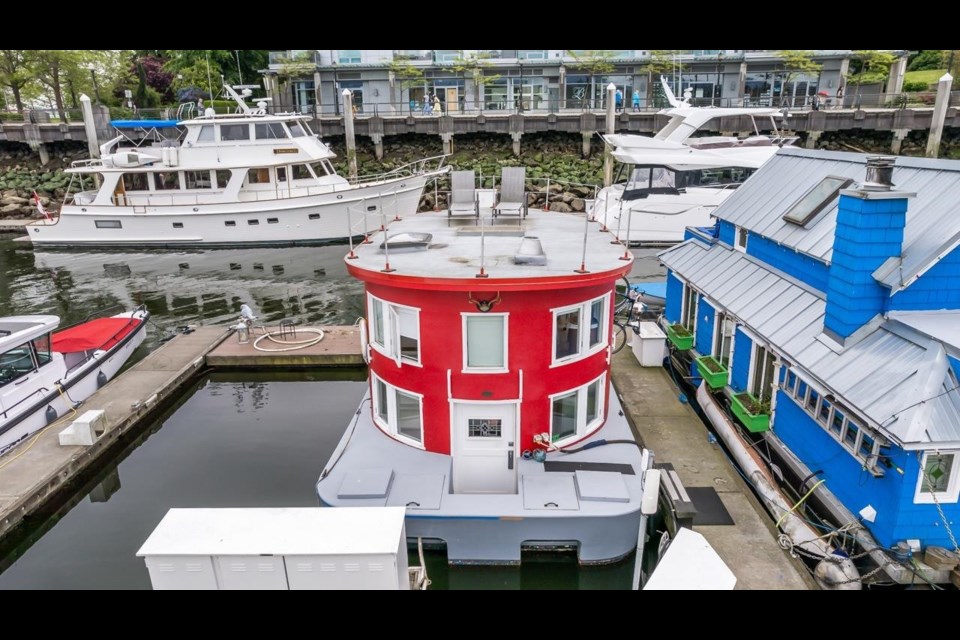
[110,120,180,129]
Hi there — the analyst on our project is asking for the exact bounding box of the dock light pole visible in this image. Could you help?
[87,63,101,105]
[714,53,724,107]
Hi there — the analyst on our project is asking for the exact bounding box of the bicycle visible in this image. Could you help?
[611,276,638,354]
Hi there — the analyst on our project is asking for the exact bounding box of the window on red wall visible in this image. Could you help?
[550,373,606,445]
[368,293,421,366]
[552,294,609,365]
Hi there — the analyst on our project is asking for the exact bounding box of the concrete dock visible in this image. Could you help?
[0,326,228,538]
[207,325,363,368]
[611,349,816,590]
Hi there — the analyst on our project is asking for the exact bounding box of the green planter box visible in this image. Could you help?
[695,355,729,389]
[667,324,694,350]
[731,391,770,433]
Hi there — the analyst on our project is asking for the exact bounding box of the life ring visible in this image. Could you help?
[358,317,370,364]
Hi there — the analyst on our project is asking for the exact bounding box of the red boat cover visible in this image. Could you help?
[52,317,141,353]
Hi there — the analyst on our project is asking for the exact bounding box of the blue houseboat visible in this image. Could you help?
[660,148,960,586]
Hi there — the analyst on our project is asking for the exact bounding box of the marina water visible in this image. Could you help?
[0,237,664,589]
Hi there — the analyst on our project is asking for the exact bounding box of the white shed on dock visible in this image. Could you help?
[136,507,411,590]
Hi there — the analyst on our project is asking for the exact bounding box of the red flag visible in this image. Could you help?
[33,191,50,220]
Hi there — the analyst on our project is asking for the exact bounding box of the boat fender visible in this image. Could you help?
[358,318,370,364]
[97,370,107,389]
[532,449,547,463]
[45,405,58,425]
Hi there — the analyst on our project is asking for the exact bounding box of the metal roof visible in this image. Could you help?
[888,310,960,352]
[714,148,960,292]
[660,239,960,446]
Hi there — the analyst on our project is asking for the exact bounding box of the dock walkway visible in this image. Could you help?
[0,327,227,537]
[611,349,815,590]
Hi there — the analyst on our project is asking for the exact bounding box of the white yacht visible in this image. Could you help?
[26,86,448,248]
[593,78,798,245]
[0,307,148,453]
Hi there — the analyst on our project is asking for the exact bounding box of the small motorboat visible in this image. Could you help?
[0,306,149,453]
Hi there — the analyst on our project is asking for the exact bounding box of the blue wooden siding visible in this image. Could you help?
[730,327,752,392]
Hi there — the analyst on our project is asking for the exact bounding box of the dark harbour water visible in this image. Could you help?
[0,237,665,589]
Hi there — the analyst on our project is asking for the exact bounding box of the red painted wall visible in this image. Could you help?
[363,277,621,454]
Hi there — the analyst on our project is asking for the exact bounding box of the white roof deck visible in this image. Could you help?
[348,209,632,283]
[0,315,59,352]
[136,507,406,557]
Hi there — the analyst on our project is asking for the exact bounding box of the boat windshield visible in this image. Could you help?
[0,343,36,387]
[618,164,754,200]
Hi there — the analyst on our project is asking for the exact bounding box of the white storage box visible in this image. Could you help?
[632,322,667,367]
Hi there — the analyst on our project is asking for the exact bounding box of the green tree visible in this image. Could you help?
[451,51,500,110]
[31,50,87,120]
[163,50,268,89]
[776,50,822,105]
[388,57,425,108]
[942,50,960,77]
[848,50,898,106]
[907,50,943,71]
[0,50,35,111]
[567,50,616,107]
[641,50,682,107]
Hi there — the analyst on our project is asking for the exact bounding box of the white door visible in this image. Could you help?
[452,402,518,494]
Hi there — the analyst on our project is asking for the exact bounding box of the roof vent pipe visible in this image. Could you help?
[863,156,895,191]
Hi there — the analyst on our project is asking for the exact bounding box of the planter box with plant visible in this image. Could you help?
[731,391,770,433]
[667,323,694,350]
[695,355,729,389]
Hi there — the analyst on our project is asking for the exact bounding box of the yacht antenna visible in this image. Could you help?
[205,50,215,108]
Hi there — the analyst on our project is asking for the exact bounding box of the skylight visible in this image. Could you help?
[782,176,853,226]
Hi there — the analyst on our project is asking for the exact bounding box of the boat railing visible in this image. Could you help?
[350,154,450,186]
[342,185,406,255]
[0,386,51,420]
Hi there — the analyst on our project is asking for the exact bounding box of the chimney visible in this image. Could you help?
[824,157,915,342]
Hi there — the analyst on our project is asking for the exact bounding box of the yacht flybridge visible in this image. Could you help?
[27,85,448,248]
[593,77,798,245]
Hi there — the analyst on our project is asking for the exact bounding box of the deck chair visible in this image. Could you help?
[494,167,528,218]
[448,170,479,217]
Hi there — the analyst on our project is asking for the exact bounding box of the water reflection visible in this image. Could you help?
[0,239,366,355]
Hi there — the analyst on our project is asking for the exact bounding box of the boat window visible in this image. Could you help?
[255,123,287,140]
[215,170,232,189]
[197,125,214,142]
[31,333,51,366]
[287,122,307,138]
[550,373,606,444]
[551,391,578,441]
[95,220,122,228]
[372,374,423,447]
[368,294,420,365]
[153,172,180,190]
[464,314,507,371]
[783,176,853,226]
[276,167,286,183]
[225,221,236,227]
[220,124,250,141]
[623,166,680,200]
[300,121,315,136]
[291,164,312,180]
[0,343,36,387]
[322,160,335,175]
[310,162,328,176]
[122,173,150,191]
[246,168,271,185]
[916,452,960,503]
[553,294,609,365]
[184,171,212,189]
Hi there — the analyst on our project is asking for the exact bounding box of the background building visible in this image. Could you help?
[262,50,905,115]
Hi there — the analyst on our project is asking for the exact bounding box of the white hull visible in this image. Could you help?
[592,186,728,246]
[28,176,432,248]
[0,311,148,453]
